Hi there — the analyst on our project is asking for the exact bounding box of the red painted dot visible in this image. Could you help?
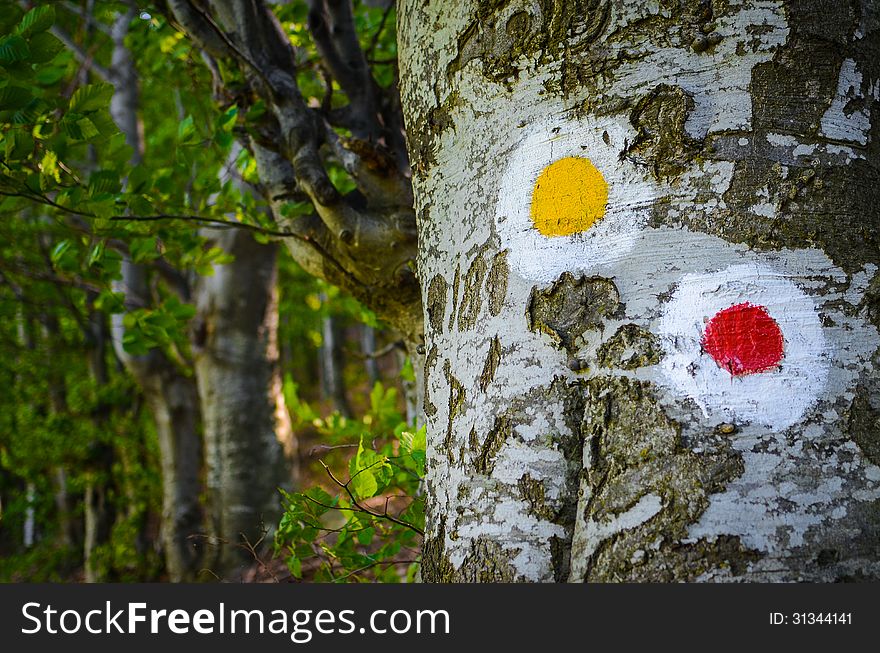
[701,302,784,377]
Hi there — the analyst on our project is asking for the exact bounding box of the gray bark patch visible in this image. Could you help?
[424,345,439,418]
[626,84,700,181]
[444,358,467,463]
[574,376,748,581]
[596,323,663,370]
[474,415,512,475]
[849,387,880,467]
[518,473,557,521]
[480,335,503,392]
[422,518,521,582]
[427,273,448,334]
[447,0,611,85]
[457,254,488,331]
[527,272,621,354]
[486,249,510,316]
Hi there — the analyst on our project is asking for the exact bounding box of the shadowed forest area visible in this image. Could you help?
[0,0,424,583]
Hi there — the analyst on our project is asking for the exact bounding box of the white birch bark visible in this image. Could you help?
[400,0,880,581]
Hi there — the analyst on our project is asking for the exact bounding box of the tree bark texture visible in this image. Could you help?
[193,229,296,578]
[400,0,880,582]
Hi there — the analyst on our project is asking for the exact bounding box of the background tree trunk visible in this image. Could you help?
[400,0,880,582]
[39,315,79,553]
[193,228,296,579]
[108,9,204,582]
[318,293,354,417]
[111,263,204,582]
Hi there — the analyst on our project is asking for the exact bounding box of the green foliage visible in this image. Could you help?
[0,0,411,584]
[275,382,425,583]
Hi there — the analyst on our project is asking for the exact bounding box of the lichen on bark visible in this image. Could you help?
[596,323,663,370]
[446,0,611,85]
[479,335,503,391]
[626,84,701,180]
[427,273,449,334]
[458,253,488,331]
[527,272,621,355]
[486,250,510,316]
[573,375,749,581]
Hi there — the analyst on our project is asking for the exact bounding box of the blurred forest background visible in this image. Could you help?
[0,0,425,583]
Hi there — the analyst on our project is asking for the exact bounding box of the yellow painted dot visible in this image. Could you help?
[530,156,608,237]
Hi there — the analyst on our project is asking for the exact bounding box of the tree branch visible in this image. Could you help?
[50,25,110,82]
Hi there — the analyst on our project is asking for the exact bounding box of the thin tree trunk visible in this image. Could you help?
[361,325,381,387]
[401,0,880,582]
[40,316,79,552]
[111,263,204,582]
[52,468,73,549]
[193,229,295,579]
[108,9,205,582]
[319,295,353,417]
[23,483,35,549]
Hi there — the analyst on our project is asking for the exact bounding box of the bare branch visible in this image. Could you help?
[56,1,110,34]
[50,25,110,82]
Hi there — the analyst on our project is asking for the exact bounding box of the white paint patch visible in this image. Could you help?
[792,143,817,157]
[821,58,877,146]
[656,263,829,430]
[492,441,568,501]
[495,115,658,283]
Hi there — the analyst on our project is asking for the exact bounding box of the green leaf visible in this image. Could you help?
[13,97,50,124]
[16,5,54,37]
[349,438,378,498]
[288,556,302,579]
[129,237,159,263]
[304,486,334,511]
[4,128,33,160]
[60,113,84,140]
[49,240,72,266]
[0,35,30,63]
[411,425,427,454]
[127,165,152,193]
[357,526,375,546]
[0,84,32,110]
[88,170,122,196]
[165,296,196,321]
[87,109,119,139]
[349,467,377,500]
[93,290,126,314]
[244,100,266,123]
[24,31,63,63]
[87,241,106,267]
[122,330,150,356]
[34,63,66,85]
[216,105,238,132]
[69,83,114,114]
[177,115,195,143]
[399,430,414,454]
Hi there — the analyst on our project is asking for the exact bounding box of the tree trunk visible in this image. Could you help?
[108,9,205,582]
[319,294,353,417]
[400,0,880,582]
[193,229,296,579]
[361,325,381,386]
[39,316,80,552]
[111,264,205,582]
[82,302,123,582]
